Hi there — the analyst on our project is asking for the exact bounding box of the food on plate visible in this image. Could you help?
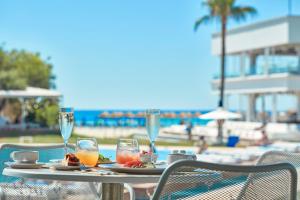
[98,153,111,163]
[139,151,151,163]
[144,162,156,168]
[123,160,156,168]
[62,153,80,166]
[140,150,150,155]
[124,160,145,168]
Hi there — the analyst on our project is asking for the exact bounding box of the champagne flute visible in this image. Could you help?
[146,109,160,154]
[59,107,74,155]
[76,138,99,167]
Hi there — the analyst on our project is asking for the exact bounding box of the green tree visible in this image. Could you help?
[33,99,59,128]
[194,0,256,143]
[0,48,26,90]
[0,48,55,89]
[0,47,57,127]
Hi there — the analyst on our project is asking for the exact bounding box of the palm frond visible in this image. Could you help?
[195,0,256,29]
[202,0,220,16]
[230,6,257,22]
[194,15,213,31]
[227,0,236,8]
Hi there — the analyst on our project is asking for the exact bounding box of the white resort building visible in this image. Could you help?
[210,16,300,141]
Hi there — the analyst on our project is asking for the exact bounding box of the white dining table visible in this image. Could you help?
[3,167,162,200]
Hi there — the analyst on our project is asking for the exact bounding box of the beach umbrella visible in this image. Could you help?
[186,112,193,118]
[136,112,144,117]
[169,112,177,118]
[125,112,135,118]
[179,112,187,118]
[99,111,110,118]
[163,112,176,118]
[111,112,124,118]
[165,111,175,118]
[193,112,202,117]
[199,107,241,144]
[199,107,241,120]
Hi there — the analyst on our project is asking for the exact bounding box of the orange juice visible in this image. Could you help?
[116,151,139,164]
[76,150,99,167]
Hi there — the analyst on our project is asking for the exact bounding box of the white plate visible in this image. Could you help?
[5,162,44,169]
[49,159,63,163]
[98,163,166,174]
[97,161,116,165]
[49,164,81,171]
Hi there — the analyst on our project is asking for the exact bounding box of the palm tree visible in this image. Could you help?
[194,0,256,143]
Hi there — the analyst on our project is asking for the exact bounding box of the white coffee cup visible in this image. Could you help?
[167,151,197,165]
[10,151,39,164]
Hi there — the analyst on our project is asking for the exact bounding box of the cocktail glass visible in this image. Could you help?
[76,138,99,167]
[116,139,139,164]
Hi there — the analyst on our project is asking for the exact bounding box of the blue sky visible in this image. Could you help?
[0,0,299,110]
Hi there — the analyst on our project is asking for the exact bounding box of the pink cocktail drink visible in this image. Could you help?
[116,150,139,164]
[116,139,140,164]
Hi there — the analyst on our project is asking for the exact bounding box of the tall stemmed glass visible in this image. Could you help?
[146,109,160,154]
[59,107,74,155]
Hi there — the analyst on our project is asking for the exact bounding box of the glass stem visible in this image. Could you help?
[64,141,68,155]
[150,141,156,154]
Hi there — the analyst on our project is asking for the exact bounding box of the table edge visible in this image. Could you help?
[3,168,161,184]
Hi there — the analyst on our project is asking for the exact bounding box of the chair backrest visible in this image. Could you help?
[237,150,300,200]
[152,160,297,200]
[256,150,300,167]
[0,143,75,183]
[254,150,300,197]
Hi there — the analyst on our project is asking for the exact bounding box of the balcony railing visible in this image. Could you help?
[268,66,300,74]
[213,66,300,79]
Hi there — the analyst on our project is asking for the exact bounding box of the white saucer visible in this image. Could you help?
[48,164,81,171]
[5,162,44,169]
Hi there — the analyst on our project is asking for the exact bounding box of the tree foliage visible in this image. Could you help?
[0,47,58,127]
[194,0,257,31]
[29,99,59,128]
[0,47,55,90]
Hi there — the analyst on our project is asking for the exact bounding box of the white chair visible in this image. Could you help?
[256,150,300,199]
[151,160,297,200]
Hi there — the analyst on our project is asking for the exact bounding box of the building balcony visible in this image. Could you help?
[213,66,300,79]
[211,70,300,95]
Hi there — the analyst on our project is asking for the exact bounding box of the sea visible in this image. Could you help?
[74,110,211,127]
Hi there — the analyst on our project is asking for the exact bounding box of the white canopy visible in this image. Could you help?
[0,87,61,98]
[199,107,242,120]
[0,87,62,128]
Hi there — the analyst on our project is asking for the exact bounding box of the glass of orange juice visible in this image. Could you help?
[116,139,139,164]
[76,138,99,167]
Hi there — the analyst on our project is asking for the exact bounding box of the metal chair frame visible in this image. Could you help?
[256,150,300,166]
[0,187,3,200]
[254,150,300,200]
[152,160,298,200]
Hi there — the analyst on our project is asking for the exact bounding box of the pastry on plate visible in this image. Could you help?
[62,153,80,166]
